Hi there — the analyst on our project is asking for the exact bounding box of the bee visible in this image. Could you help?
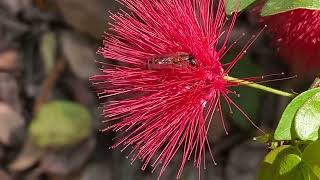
[147,52,197,70]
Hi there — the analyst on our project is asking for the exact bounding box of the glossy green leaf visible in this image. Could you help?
[274,88,320,140]
[225,0,258,15]
[302,141,320,178]
[259,145,317,180]
[29,101,92,149]
[261,0,320,16]
[259,145,299,180]
[275,154,305,179]
[295,93,320,141]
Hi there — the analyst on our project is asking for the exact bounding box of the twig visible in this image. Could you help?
[33,58,66,115]
[310,77,320,89]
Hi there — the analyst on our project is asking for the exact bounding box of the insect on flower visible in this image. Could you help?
[91,0,262,179]
[148,52,197,70]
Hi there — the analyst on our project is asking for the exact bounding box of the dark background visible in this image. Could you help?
[0,0,313,180]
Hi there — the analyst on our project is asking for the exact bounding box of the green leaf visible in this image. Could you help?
[277,154,304,179]
[274,88,320,141]
[261,0,320,16]
[259,145,300,180]
[259,145,317,180]
[295,93,320,141]
[302,141,320,178]
[29,100,92,149]
[225,0,258,15]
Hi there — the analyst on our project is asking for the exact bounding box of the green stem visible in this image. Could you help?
[293,140,303,156]
[224,76,295,98]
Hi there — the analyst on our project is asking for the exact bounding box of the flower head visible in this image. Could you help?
[262,9,320,72]
[92,0,256,178]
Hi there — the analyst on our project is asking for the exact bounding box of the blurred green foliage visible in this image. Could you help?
[29,100,92,149]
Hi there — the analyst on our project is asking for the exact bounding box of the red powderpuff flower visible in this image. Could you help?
[91,0,259,178]
[262,9,320,72]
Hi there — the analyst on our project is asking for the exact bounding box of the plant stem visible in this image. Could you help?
[33,58,66,115]
[224,76,295,98]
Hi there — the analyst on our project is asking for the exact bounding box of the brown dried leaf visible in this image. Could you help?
[0,49,18,71]
[40,138,95,175]
[0,0,24,15]
[9,139,43,172]
[61,31,97,79]
[0,103,24,146]
[53,0,118,39]
[0,73,21,113]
